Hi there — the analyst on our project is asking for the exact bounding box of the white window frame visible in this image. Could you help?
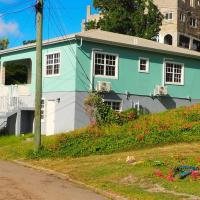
[93,51,119,79]
[190,18,198,28]
[138,57,149,73]
[164,61,184,86]
[45,51,61,77]
[165,12,173,21]
[103,99,122,112]
[180,13,186,22]
[41,98,45,122]
[190,0,195,7]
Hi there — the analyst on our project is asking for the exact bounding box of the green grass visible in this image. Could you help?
[29,104,200,157]
[26,143,200,200]
[1,104,200,199]
[0,134,56,160]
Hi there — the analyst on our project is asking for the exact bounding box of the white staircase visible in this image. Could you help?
[0,84,32,134]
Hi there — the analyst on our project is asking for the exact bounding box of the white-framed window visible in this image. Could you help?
[104,100,122,112]
[93,52,118,78]
[138,57,149,73]
[180,13,186,22]
[46,52,60,76]
[190,0,195,7]
[198,0,200,6]
[165,12,173,20]
[190,18,198,28]
[165,62,184,85]
[41,99,45,121]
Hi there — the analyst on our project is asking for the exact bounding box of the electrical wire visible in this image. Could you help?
[0,5,35,18]
[0,0,35,14]
[45,0,92,88]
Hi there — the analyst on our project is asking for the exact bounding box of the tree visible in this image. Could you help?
[0,38,9,50]
[86,0,163,40]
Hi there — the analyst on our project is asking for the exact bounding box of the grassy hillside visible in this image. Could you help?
[41,104,200,157]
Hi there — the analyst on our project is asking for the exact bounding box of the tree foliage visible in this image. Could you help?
[86,0,163,40]
[0,38,9,50]
[5,64,28,85]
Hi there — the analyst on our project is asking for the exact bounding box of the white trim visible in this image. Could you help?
[164,12,173,21]
[93,51,119,79]
[163,60,185,86]
[138,57,149,73]
[90,51,94,90]
[44,51,61,77]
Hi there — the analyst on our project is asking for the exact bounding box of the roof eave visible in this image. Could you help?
[0,34,77,56]
[75,35,200,60]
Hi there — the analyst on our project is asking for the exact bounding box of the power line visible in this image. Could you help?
[41,2,90,91]
[0,5,35,18]
[45,0,92,87]
[0,0,35,14]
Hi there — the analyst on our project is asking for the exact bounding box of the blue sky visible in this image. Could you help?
[0,0,96,47]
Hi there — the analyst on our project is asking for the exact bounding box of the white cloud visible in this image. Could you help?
[0,18,20,37]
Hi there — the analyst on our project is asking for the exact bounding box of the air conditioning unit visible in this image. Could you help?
[154,85,168,96]
[96,81,111,92]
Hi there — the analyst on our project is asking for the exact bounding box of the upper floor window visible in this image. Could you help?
[46,52,60,76]
[94,52,118,78]
[180,13,186,22]
[190,0,195,7]
[165,12,173,20]
[198,0,200,6]
[190,18,198,28]
[165,62,184,85]
[138,57,149,73]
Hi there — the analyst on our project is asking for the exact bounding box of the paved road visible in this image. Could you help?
[0,160,109,200]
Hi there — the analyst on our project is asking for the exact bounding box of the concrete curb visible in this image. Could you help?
[13,160,128,200]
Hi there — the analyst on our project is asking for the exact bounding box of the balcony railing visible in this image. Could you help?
[0,84,34,113]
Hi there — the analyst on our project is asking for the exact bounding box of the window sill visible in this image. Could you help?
[165,82,184,86]
[94,75,118,80]
[44,74,61,78]
[138,70,150,74]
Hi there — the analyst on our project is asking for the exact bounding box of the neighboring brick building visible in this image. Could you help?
[82,0,200,52]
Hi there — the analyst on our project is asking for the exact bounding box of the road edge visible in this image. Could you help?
[13,160,128,200]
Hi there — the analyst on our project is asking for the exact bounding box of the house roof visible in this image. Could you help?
[0,29,200,60]
[75,30,200,60]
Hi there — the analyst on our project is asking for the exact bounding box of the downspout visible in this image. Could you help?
[77,37,94,91]
[77,37,83,48]
[90,50,94,91]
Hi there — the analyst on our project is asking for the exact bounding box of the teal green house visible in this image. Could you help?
[0,30,200,135]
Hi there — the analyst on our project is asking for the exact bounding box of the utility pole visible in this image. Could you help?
[34,0,43,151]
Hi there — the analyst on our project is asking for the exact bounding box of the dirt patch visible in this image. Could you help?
[119,175,138,185]
[119,175,200,200]
[146,184,200,200]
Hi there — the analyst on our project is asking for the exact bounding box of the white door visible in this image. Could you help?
[46,100,56,136]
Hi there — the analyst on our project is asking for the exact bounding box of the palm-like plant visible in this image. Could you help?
[0,38,9,50]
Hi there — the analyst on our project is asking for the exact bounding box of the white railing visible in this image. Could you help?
[0,96,20,113]
[0,120,7,131]
[0,84,33,113]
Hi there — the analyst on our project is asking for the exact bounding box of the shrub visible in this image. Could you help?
[84,92,138,126]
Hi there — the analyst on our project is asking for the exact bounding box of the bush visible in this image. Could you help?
[84,92,138,126]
